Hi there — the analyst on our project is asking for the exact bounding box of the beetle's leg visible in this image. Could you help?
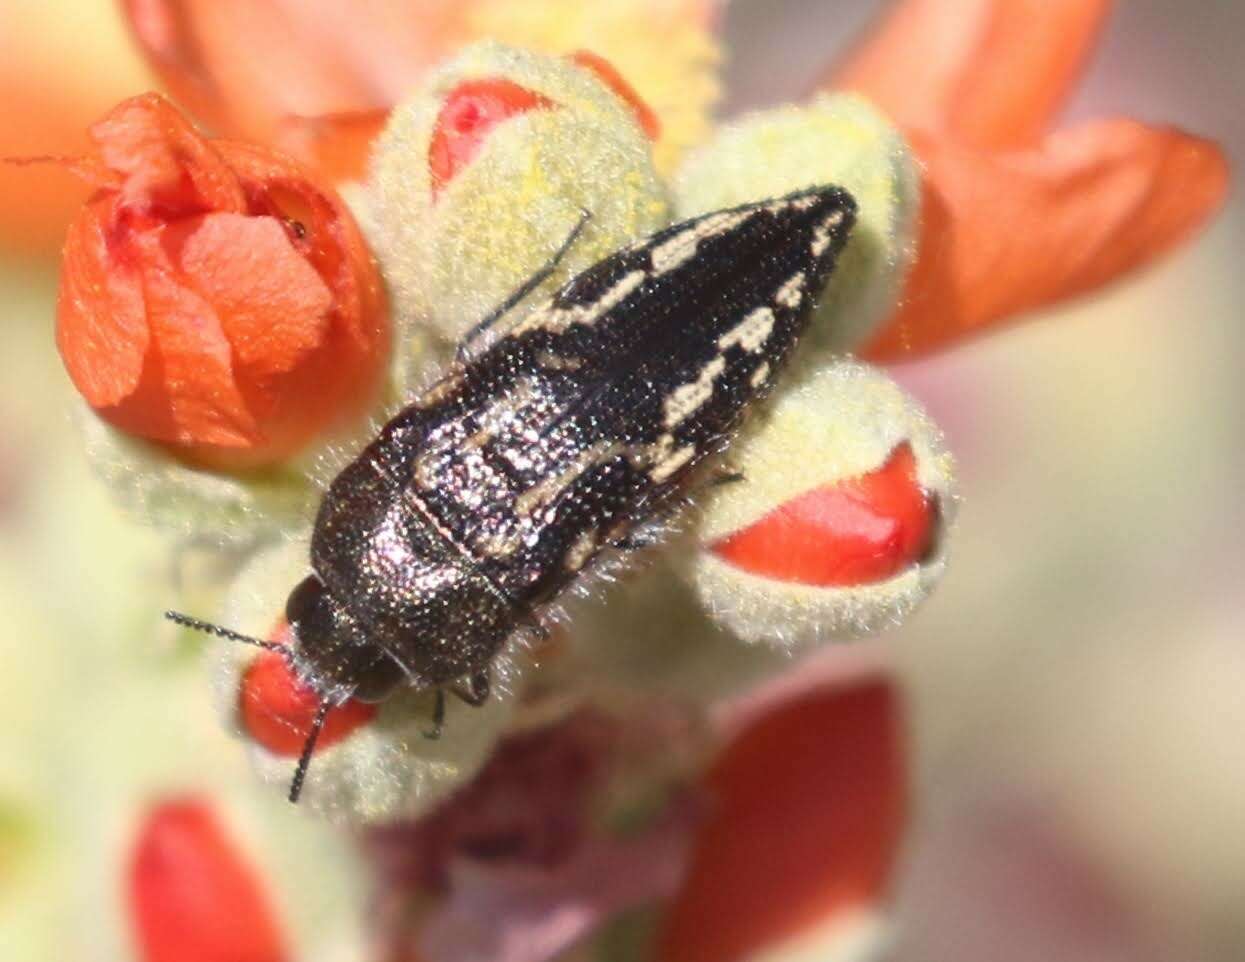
[708,468,746,487]
[422,688,446,739]
[450,669,491,707]
[611,524,665,552]
[458,209,593,362]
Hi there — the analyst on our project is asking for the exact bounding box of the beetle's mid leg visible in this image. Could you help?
[422,688,446,739]
[451,668,491,707]
[708,466,746,487]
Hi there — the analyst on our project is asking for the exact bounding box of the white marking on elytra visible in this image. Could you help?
[564,528,599,572]
[649,436,697,482]
[413,379,539,486]
[811,210,847,257]
[513,269,647,337]
[775,271,806,309]
[515,441,624,517]
[477,528,525,558]
[765,193,818,215]
[537,351,585,371]
[415,369,466,409]
[750,361,771,388]
[718,306,775,354]
[650,209,755,275]
[664,355,727,428]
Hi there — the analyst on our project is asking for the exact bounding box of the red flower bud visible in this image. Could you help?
[128,798,289,962]
[428,78,554,194]
[710,443,937,586]
[56,93,388,470]
[239,621,376,757]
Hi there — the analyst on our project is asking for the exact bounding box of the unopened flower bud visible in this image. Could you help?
[672,94,920,356]
[367,42,669,350]
[687,361,955,649]
[463,0,722,173]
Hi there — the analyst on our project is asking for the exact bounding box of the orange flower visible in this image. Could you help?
[54,93,388,469]
[823,0,1230,359]
[128,798,289,962]
[658,680,904,962]
[120,0,712,181]
[119,0,468,150]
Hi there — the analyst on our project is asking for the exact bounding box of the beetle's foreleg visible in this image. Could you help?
[422,688,446,739]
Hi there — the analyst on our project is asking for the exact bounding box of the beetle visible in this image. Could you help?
[170,184,857,801]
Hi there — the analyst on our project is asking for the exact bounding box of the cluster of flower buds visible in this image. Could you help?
[45,40,960,822]
[39,0,1229,957]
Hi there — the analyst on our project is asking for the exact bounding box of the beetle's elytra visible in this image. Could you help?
[170,184,857,800]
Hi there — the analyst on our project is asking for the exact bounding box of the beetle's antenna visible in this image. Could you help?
[288,699,331,804]
[164,610,288,654]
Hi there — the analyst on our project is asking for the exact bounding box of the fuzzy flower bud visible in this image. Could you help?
[367,42,669,352]
[673,94,920,356]
[687,361,955,649]
[208,535,524,823]
[55,93,389,471]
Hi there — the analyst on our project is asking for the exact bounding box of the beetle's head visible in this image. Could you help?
[164,573,405,804]
[283,574,405,703]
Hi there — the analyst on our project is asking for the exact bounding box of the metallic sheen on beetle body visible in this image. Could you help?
[176,184,857,800]
[296,185,855,700]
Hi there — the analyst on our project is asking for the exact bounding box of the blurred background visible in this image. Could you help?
[0,1,1241,960]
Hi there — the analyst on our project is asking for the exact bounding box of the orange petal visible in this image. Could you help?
[216,140,387,356]
[128,798,290,962]
[240,651,377,757]
[169,212,333,376]
[88,93,246,215]
[827,0,1114,149]
[55,202,149,408]
[863,120,1230,360]
[130,240,262,448]
[657,680,905,962]
[120,0,470,145]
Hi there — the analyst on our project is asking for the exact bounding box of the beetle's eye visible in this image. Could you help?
[285,575,328,631]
